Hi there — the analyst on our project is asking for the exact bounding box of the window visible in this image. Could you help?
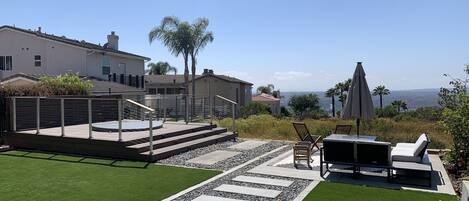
[166,88,176,94]
[102,56,111,75]
[148,88,157,94]
[102,66,110,75]
[157,88,165,94]
[0,56,12,71]
[34,55,41,67]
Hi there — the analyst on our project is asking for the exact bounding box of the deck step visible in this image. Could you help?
[124,124,217,146]
[127,127,227,152]
[141,132,237,160]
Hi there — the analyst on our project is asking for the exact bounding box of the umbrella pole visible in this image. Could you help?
[356,118,360,138]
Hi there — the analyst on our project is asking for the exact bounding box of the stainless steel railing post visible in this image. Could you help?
[149,113,154,156]
[88,99,92,139]
[12,97,16,132]
[118,99,122,141]
[61,99,65,137]
[36,97,40,134]
[232,103,236,134]
[163,94,166,122]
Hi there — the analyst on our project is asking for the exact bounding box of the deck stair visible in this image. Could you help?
[127,125,237,161]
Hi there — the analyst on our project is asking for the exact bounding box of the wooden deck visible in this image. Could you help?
[17,122,213,142]
[4,122,236,161]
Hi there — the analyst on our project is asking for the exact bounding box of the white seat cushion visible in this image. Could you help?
[413,133,429,157]
[391,146,421,162]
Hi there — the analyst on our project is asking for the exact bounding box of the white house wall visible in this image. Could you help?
[0,28,145,80]
[0,29,86,77]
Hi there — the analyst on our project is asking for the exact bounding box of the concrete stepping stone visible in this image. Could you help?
[232,175,293,187]
[228,140,268,150]
[192,195,245,201]
[214,184,282,198]
[187,150,241,165]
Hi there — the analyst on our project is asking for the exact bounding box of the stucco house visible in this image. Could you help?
[252,93,281,115]
[145,69,253,107]
[0,25,150,96]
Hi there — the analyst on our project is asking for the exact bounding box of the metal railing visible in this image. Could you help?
[145,94,238,134]
[123,98,156,155]
[10,96,120,137]
[214,95,237,134]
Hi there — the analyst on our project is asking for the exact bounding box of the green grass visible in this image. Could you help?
[217,114,452,149]
[0,150,220,201]
[303,182,458,201]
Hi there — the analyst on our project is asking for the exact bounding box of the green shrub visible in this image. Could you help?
[375,105,399,118]
[442,94,469,170]
[39,73,92,95]
[239,102,271,118]
[280,106,291,117]
[0,73,92,96]
[288,93,325,119]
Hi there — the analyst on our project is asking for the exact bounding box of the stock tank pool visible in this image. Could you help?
[92,119,163,132]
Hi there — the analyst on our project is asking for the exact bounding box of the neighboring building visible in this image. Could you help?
[145,69,253,107]
[0,25,150,89]
[252,93,281,115]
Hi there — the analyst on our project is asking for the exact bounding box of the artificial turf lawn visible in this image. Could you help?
[303,181,458,201]
[0,150,220,201]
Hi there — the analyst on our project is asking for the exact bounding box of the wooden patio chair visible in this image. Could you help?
[334,125,352,135]
[292,122,322,151]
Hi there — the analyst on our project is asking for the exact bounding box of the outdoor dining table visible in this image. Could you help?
[325,134,377,142]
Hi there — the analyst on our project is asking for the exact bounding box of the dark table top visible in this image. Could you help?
[325,134,377,142]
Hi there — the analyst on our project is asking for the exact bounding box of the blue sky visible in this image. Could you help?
[1,0,468,91]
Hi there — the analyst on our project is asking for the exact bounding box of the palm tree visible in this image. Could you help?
[149,16,192,123]
[372,85,390,109]
[325,88,338,117]
[335,79,351,108]
[391,100,407,113]
[146,61,177,75]
[189,18,214,118]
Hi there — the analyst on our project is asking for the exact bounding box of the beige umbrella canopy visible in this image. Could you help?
[342,62,375,137]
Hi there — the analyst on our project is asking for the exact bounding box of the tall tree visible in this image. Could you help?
[391,100,407,113]
[257,84,275,95]
[146,61,177,75]
[335,79,352,108]
[325,87,338,117]
[288,93,322,119]
[189,18,214,117]
[372,85,391,109]
[149,16,192,123]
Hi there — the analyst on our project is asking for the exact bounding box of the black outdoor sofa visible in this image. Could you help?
[319,133,433,186]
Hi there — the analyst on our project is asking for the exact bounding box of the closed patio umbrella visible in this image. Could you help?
[342,62,374,137]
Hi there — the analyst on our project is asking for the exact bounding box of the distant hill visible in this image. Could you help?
[279,89,440,112]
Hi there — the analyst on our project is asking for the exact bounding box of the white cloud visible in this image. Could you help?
[273,71,312,81]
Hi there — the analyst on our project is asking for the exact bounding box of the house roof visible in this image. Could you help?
[0,73,40,82]
[252,93,280,102]
[88,78,145,95]
[0,25,150,61]
[145,74,253,85]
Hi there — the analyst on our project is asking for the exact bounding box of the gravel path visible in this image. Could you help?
[158,139,289,171]
[167,144,314,201]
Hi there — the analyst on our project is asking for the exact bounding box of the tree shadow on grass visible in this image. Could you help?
[0,149,150,169]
